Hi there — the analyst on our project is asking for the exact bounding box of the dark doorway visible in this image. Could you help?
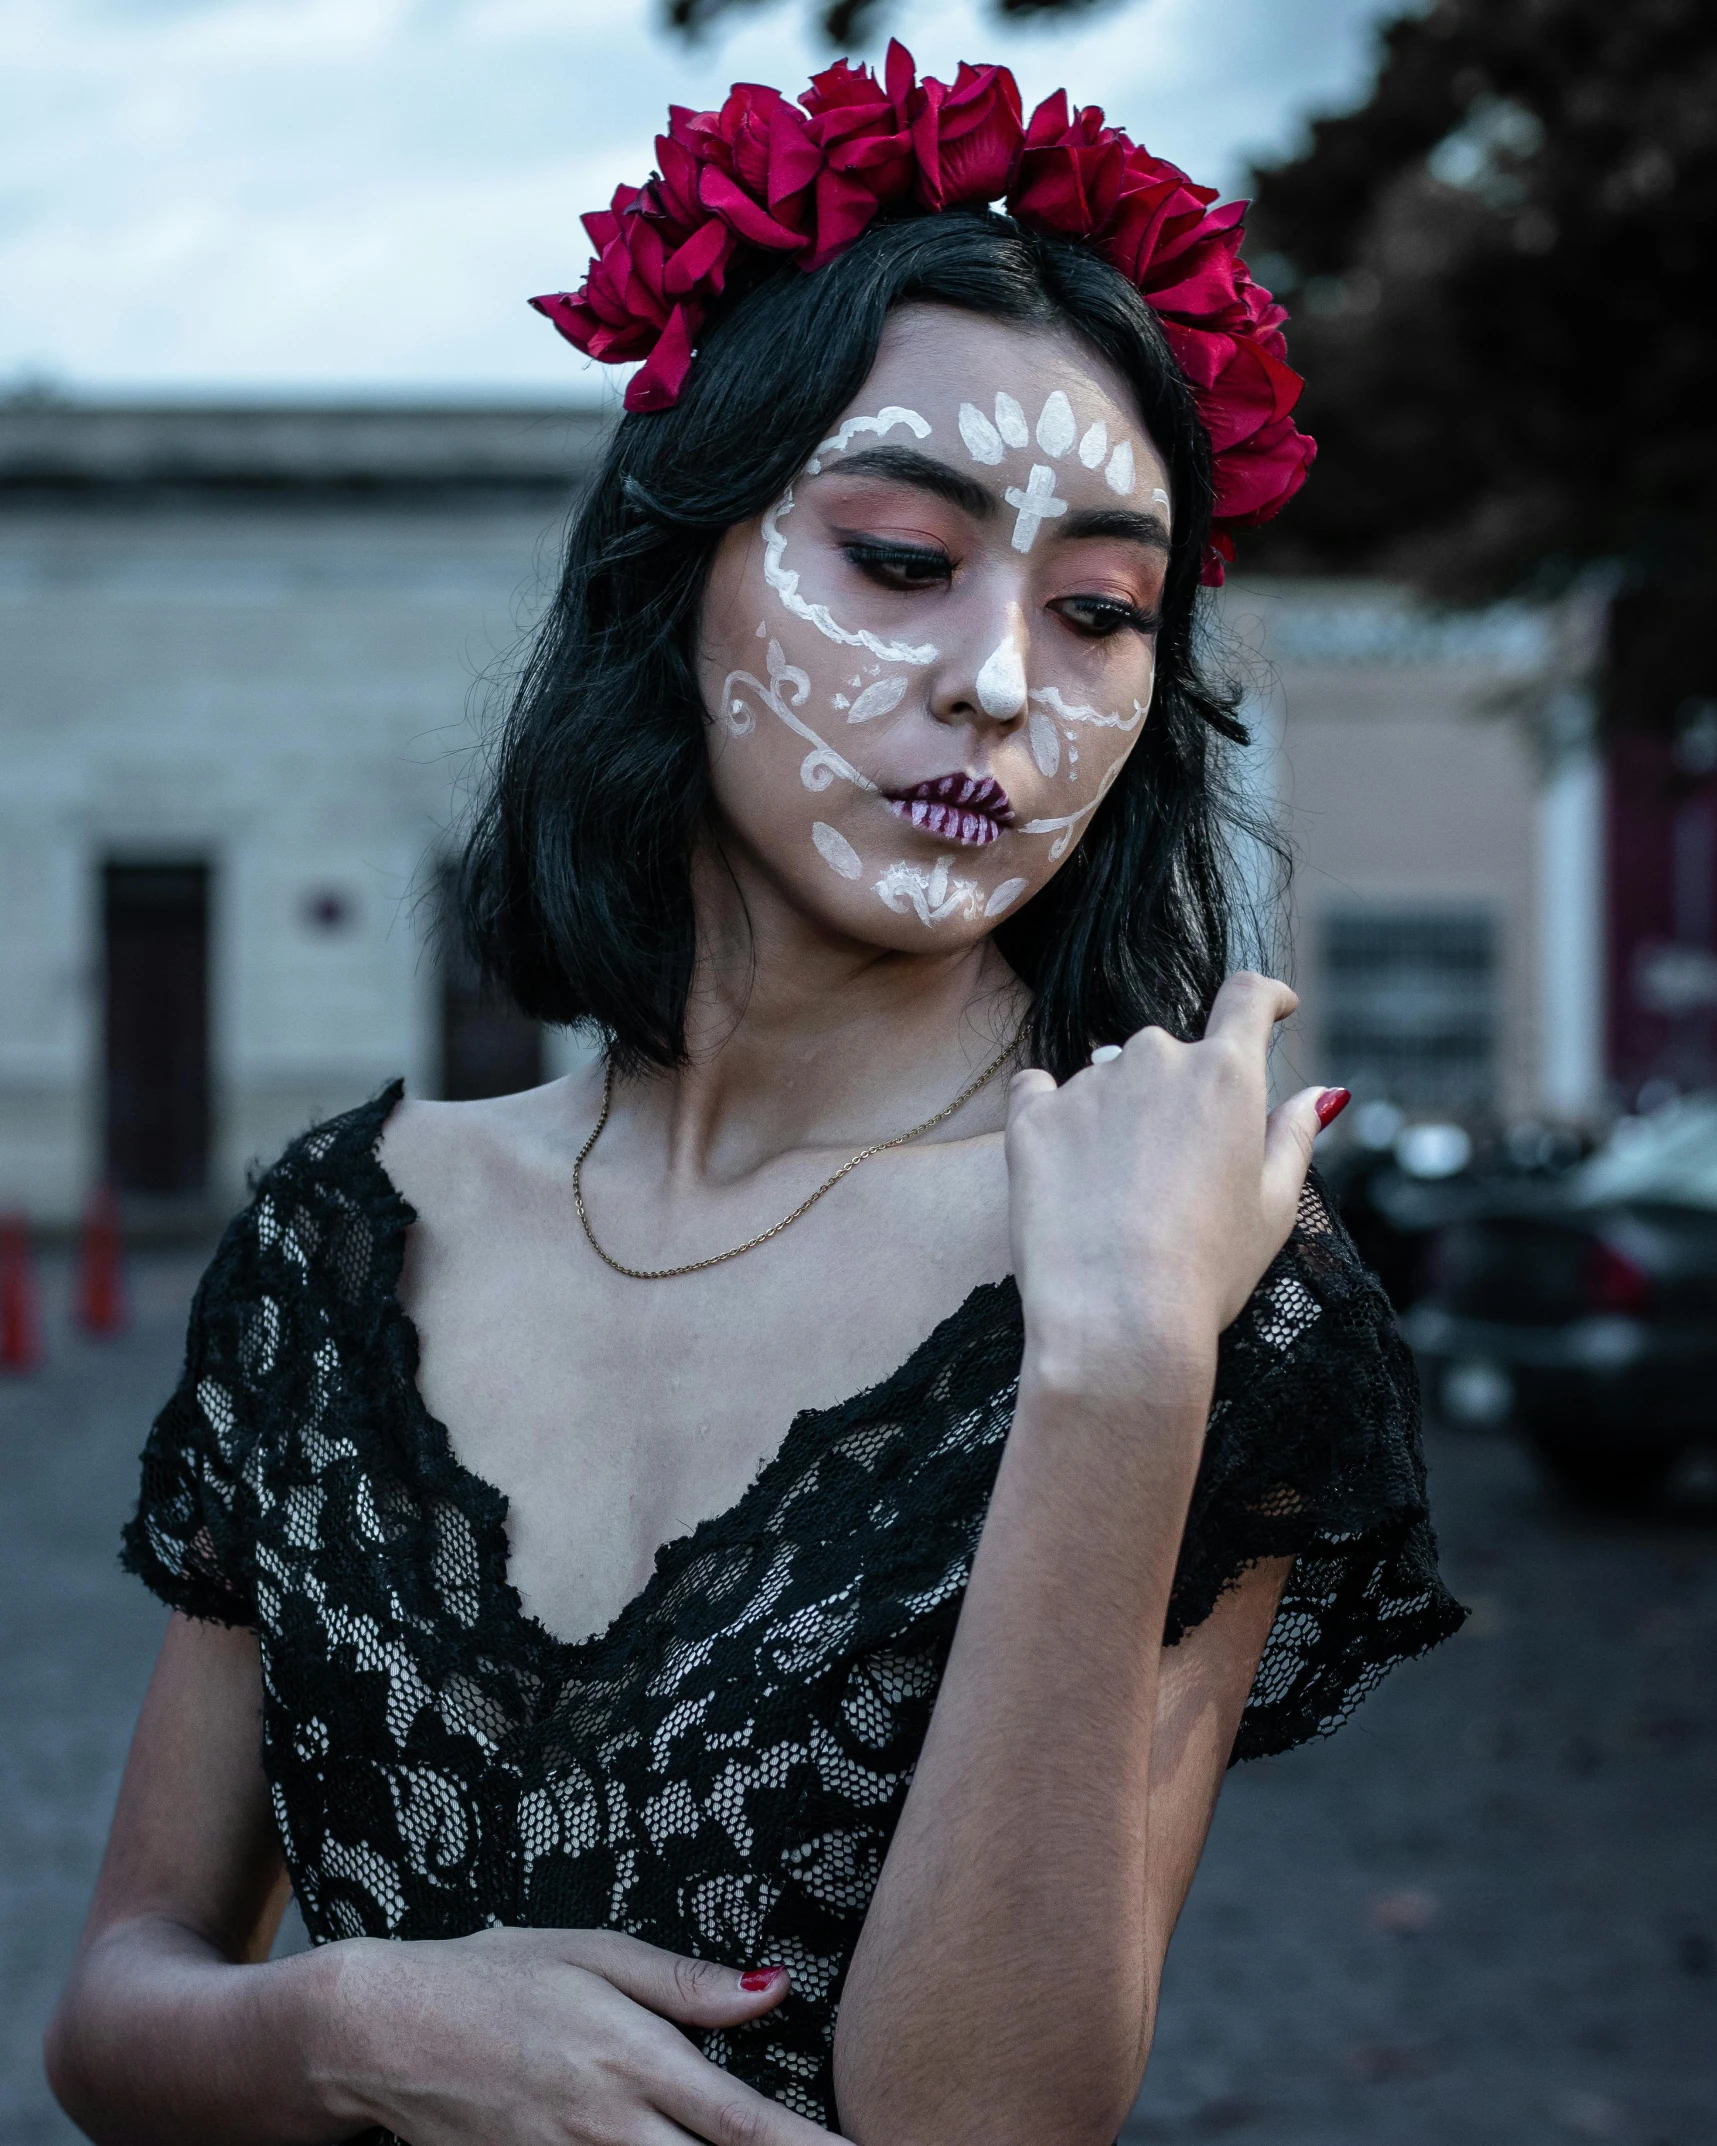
[438,868,543,1100]
[103,862,210,1197]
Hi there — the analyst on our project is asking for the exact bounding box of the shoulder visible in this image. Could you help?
[375,1066,603,1233]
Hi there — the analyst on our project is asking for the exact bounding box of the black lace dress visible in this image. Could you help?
[123,1086,1464,2132]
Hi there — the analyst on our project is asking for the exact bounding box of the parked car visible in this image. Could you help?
[1405,1096,1717,1507]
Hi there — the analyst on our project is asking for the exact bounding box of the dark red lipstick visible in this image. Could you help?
[886,772,1015,847]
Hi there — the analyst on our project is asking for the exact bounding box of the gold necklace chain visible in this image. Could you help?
[573,1036,1021,1282]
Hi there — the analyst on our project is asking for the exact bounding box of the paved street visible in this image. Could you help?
[2,1252,1713,2145]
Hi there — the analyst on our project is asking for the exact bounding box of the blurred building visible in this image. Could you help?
[0,397,1636,1230]
[1221,578,1585,1128]
[0,399,602,1228]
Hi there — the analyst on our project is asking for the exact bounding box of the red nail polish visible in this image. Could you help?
[1315,1087,1351,1128]
[740,1967,785,1991]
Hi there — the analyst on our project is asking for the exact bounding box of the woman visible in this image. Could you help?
[48,47,1464,2146]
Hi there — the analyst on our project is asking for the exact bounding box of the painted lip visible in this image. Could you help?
[884,772,1016,847]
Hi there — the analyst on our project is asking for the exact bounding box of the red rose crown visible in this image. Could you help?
[530,42,1313,584]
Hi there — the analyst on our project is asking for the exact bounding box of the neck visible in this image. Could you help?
[618,827,1026,1179]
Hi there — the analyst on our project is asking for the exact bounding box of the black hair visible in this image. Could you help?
[460,209,1282,1082]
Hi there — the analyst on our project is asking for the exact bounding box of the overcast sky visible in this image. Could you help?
[2,0,1410,398]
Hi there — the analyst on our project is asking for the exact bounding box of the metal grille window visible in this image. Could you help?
[1322,909,1497,1113]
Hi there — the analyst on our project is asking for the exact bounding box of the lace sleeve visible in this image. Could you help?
[1167,1168,1467,1763]
[120,1196,273,1627]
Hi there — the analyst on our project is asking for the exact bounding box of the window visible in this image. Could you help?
[1322,908,1497,1114]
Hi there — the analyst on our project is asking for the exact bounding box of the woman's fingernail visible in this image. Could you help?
[1315,1087,1351,1128]
[740,1967,786,1991]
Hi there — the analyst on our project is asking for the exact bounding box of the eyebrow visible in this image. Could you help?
[1060,505,1173,552]
[821,445,995,519]
[821,445,1172,552]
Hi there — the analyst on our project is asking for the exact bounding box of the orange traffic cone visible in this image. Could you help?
[76,1185,127,1336]
[0,1212,43,1373]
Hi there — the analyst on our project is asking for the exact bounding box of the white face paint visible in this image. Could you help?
[699,313,1170,961]
[994,392,1030,449]
[875,853,985,926]
[763,490,939,665]
[974,633,1028,719]
[723,634,877,795]
[1030,684,1147,733]
[1035,390,1076,458]
[812,821,864,880]
[761,405,942,667]
[1004,465,1067,552]
[844,675,909,724]
[804,404,932,474]
[1017,757,1126,858]
[958,402,1005,464]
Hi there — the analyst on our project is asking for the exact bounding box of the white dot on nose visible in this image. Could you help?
[975,636,1028,719]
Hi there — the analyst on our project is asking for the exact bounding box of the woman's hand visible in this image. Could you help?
[1005,972,1328,1402]
[326,1928,844,2146]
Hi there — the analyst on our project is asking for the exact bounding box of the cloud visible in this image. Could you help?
[0,0,1402,392]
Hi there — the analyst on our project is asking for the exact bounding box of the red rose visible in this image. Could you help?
[670,87,819,253]
[1212,410,1316,526]
[1009,94,1126,236]
[1102,154,1219,295]
[800,43,918,268]
[911,60,1023,211]
[801,43,915,191]
[625,300,699,413]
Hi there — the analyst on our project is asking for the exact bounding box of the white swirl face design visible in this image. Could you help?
[1017,756,1127,859]
[875,854,984,926]
[723,635,876,796]
[762,406,941,667]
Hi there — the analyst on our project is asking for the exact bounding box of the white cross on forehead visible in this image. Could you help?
[1004,464,1066,552]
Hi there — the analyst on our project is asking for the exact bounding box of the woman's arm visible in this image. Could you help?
[49,1615,845,2146]
[833,975,1321,2146]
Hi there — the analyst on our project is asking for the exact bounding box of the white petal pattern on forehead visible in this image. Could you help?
[762,489,938,667]
[1078,421,1108,469]
[1105,440,1136,496]
[994,393,1029,449]
[845,675,909,724]
[812,822,864,880]
[1035,391,1076,458]
[958,403,1005,464]
[804,404,931,475]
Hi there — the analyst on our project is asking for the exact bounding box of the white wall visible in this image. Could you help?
[0,495,569,1221]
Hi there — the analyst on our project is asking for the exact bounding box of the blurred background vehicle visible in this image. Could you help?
[1404,1096,1717,1510]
